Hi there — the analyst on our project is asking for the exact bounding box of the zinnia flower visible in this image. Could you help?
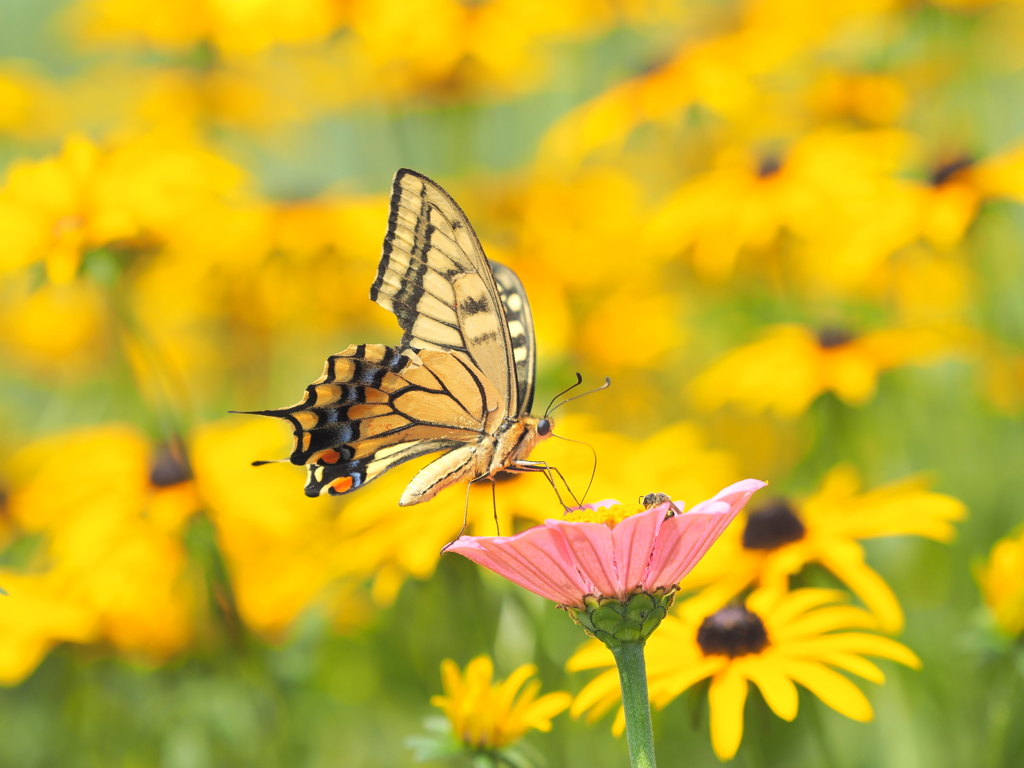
[447,479,765,644]
[428,655,571,751]
[569,588,921,761]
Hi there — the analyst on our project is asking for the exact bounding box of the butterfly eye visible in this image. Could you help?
[537,418,552,436]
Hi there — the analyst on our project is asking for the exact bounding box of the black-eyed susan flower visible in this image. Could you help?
[427,655,571,755]
[976,526,1024,638]
[568,588,921,761]
[0,132,246,284]
[690,323,974,417]
[683,464,967,632]
[645,131,909,281]
[2,425,200,678]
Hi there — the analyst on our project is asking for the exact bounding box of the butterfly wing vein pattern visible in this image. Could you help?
[255,169,552,506]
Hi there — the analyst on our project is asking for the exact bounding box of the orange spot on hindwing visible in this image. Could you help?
[330,476,354,494]
[319,449,341,464]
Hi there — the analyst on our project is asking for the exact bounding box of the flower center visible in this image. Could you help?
[742,498,806,550]
[816,327,855,348]
[696,606,769,657]
[930,156,973,186]
[562,502,642,527]
[149,442,192,487]
[757,154,783,178]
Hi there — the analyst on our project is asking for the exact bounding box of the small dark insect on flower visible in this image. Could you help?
[640,492,684,517]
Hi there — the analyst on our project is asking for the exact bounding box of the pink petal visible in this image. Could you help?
[445,525,593,606]
[608,505,666,591]
[647,479,767,589]
[545,520,620,596]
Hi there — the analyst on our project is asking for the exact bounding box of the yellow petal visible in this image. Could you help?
[812,632,922,670]
[709,665,749,760]
[818,551,904,633]
[783,660,873,722]
[815,652,885,683]
[570,669,621,721]
[745,658,799,721]
[780,604,875,639]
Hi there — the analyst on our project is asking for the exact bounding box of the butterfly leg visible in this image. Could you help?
[511,460,583,511]
[440,481,476,555]
[490,480,501,535]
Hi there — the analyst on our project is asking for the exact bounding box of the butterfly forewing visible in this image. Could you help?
[371,169,519,416]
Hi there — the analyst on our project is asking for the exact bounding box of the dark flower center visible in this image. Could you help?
[816,327,855,348]
[149,442,192,487]
[930,156,974,187]
[758,155,783,178]
[742,498,806,550]
[697,606,769,657]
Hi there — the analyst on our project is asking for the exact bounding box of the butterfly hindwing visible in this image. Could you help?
[489,260,536,417]
[371,169,520,418]
[262,343,504,497]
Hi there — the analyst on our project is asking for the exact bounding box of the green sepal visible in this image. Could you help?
[565,588,677,648]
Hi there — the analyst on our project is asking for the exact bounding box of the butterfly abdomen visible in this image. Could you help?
[398,414,554,506]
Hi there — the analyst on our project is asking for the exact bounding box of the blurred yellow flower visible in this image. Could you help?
[980,346,1024,416]
[0,277,111,374]
[976,526,1024,637]
[72,0,344,59]
[691,323,973,417]
[0,132,247,284]
[190,418,371,637]
[0,62,61,138]
[346,0,634,99]
[807,71,907,126]
[2,426,199,675]
[645,130,909,281]
[0,571,97,685]
[568,588,920,761]
[684,464,967,632]
[519,167,661,288]
[431,655,571,750]
[539,3,898,168]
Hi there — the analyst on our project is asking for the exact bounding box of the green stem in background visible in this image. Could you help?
[610,641,657,768]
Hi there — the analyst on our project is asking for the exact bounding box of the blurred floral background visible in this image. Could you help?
[2,0,1024,765]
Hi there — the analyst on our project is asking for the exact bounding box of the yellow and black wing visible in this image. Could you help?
[255,344,504,497]
[248,169,545,502]
[370,169,535,418]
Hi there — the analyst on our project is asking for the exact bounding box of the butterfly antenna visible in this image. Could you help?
[543,373,582,417]
[551,433,599,507]
[545,377,612,418]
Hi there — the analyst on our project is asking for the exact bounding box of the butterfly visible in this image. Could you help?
[248,169,554,506]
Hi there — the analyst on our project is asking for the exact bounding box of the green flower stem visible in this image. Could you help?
[610,640,657,768]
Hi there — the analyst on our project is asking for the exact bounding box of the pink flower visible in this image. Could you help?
[447,479,766,608]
